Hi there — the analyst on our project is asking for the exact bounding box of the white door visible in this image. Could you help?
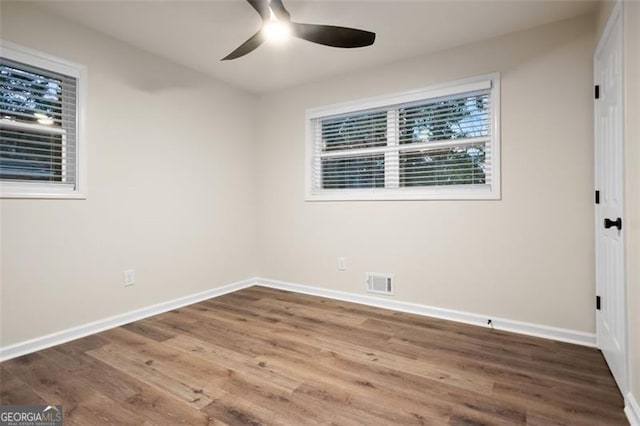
[594,4,627,394]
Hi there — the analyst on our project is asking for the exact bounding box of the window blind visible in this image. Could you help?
[307,78,498,200]
[0,57,78,186]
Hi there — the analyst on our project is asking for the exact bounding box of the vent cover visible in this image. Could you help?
[366,273,393,295]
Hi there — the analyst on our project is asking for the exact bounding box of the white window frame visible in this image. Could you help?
[305,73,501,201]
[0,41,87,199]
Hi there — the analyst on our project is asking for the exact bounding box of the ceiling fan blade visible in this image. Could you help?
[246,0,269,21]
[221,30,266,60]
[291,23,375,48]
[269,0,291,21]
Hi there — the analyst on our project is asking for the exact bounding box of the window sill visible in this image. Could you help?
[305,185,500,201]
[1,182,86,199]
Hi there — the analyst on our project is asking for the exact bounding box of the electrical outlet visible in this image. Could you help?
[123,269,136,287]
[337,257,346,271]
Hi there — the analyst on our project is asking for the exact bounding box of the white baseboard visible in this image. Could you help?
[0,278,255,362]
[256,277,597,347]
[627,392,640,426]
[0,275,598,362]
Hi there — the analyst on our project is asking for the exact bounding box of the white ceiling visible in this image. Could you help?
[36,0,598,93]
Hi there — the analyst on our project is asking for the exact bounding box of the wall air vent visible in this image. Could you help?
[366,273,394,295]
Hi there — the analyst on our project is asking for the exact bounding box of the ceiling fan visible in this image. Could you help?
[222,0,376,60]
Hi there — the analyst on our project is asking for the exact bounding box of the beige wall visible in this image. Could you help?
[0,1,608,371]
[0,2,259,347]
[0,0,633,414]
[256,15,596,333]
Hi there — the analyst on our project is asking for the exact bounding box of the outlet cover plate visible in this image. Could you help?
[123,269,136,287]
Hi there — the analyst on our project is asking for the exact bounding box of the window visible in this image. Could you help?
[0,42,86,198]
[306,74,500,200]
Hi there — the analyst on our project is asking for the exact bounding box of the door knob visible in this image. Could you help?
[604,217,622,230]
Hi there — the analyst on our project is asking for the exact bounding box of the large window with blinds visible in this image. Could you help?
[0,42,86,198]
[306,74,500,200]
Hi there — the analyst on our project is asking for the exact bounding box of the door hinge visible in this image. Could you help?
[596,295,601,310]
[595,85,600,99]
[595,190,600,204]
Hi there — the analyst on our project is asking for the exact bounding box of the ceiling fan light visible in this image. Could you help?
[221,0,375,61]
[263,19,291,42]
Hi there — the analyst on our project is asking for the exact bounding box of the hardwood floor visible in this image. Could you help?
[0,286,627,425]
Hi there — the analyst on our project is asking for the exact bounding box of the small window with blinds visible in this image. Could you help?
[0,42,86,198]
[306,74,500,200]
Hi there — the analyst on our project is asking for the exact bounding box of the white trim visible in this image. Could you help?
[0,181,80,199]
[76,50,88,200]
[0,40,84,78]
[306,75,495,119]
[305,73,501,201]
[307,185,496,202]
[255,278,596,347]
[0,278,255,362]
[626,392,640,426]
[0,40,88,199]
[0,276,599,362]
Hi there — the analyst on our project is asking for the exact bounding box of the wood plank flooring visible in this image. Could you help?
[0,286,627,425]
